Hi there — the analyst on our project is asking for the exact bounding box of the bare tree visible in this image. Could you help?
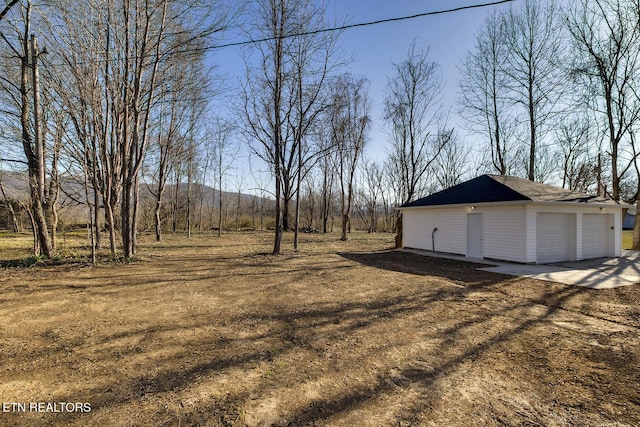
[566,0,640,202]
[185,134,195,239]
[249,164,272,232]
[145,56,206,241]
[53,0,229,258]
[208,118,238,237]
[242,0,289,254]
[329,74,370,241]
[55,0,120,255]
[380,158,400,233]
[431,129,469,191]
[358,158,384,233]
[301,174,318,230]
[0,2,51,256]
[54,44,107,254]
[384,41,448,205]
[458,11,516,176]
[119,0,170,258]
[317,127,336,234]
[184,102,208,239]
[502,0,567,181]
[554,112,598,192]
[233,172,247,231]
[45,107,64,251]
[242,0,341,254]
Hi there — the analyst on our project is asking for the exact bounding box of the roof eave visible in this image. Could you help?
[396,200,632,210]
[531,200,633,208]
[396,200,530,210]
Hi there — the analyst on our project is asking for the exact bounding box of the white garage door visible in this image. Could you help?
[582,214,612,259]
[537,213,576,263]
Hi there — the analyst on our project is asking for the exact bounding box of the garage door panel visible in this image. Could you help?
[537,213,575,263]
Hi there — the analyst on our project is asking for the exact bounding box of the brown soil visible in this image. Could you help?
[0,232,639,426]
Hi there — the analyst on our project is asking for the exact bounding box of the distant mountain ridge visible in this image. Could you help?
[0,170,269,208]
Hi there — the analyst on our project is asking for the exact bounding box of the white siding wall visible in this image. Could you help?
[402,207,467,255]
[402,205,527,261]
[403,203,624,263]
[524,206,537,263]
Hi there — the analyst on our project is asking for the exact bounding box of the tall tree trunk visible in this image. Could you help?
[104,192,117,257]
[218,175,223,237]
[19,10,51,257]
[154,199,162,241]
[340,178,347,241]
[252,197,256,230]
[93,180,101,250]
[321,183,328,233]
[282,193,290,231]
[294,149,301,250]
[31,35,46,210]
[274,171,283,253]
[131,175,139,254]
[83,153,97,264]
[259,196,264,232]
[632,210,640,251]
[0,178,19,232]
[173,169,180,233]
[528,86,535,181]
[121,177,132,258]
[198,186,205,232]
[25,205,37,255]
[187,167,192,238]
[48,117,63,252]
[272,1,284,255]
[235,188,240,231]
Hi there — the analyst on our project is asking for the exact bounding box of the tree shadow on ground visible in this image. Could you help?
[338,249,509,287]
[278,279,589,425]
[5,246,638,426]
[50,251,602,425]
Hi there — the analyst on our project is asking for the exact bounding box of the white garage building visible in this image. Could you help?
[398,175,628,264]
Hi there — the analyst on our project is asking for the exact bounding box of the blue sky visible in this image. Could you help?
[324,0,515,157]
[208,0,516,181]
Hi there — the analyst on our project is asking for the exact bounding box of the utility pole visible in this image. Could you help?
[31,34,45,203]
[27,31,52,257]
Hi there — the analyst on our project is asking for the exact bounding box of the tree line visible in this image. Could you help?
[1,0,640,259]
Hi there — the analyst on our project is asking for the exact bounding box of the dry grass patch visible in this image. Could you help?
[0,231,639,426]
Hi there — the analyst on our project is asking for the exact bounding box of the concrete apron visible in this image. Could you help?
[401,249,640,290]
[479,263,638,290]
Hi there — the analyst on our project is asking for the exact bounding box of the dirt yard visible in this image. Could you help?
[0,232,638,426]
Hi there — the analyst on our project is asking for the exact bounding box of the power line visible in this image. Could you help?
[3,0,515,67]
[205,0,515,52]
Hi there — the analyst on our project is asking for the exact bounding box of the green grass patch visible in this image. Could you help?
[19,255,47,267]
[623,230,633,250]
[1,254,46,268]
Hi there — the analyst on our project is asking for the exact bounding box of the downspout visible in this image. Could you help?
[432,227,438,253]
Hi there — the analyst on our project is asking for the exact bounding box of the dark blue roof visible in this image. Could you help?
[623,212,636,230]
[402,175,527,207]
[402,175,615,208]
